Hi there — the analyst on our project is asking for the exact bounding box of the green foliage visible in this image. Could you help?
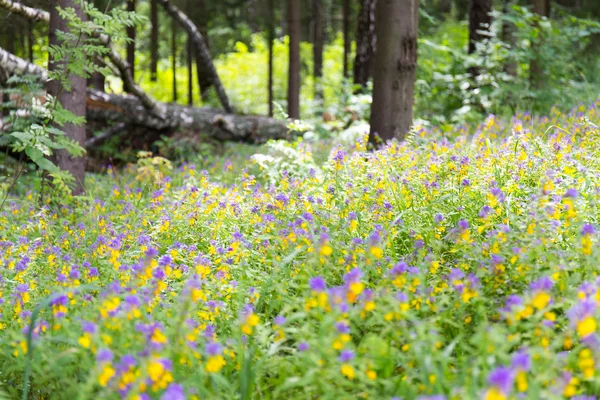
[1,0,141,203]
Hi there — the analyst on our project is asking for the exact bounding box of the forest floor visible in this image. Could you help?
[1,100,600,399]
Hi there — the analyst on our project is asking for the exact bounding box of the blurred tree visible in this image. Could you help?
[342,0,351,78]
[313,0,325,100]
[126,0,136,91]
[287,0,300,118]
[268,0,275,116]
[172,15,177,102]
[468,0,492,77]
[48,0,86,194]
[151,0,158,81]
[353,0,376,89]
[369,0,419,145]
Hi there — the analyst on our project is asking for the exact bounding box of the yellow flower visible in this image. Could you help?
[366,370,377,380]
[516,371,528,392]
[484,387,506,400]
[98,365,115,387]
[319,244,333,256]
[577,316,597,338]
[370,246,383,258]
[532,292,551,310]
[151,328,168,344]
[350,282,364,295]
[205,355,226,373]
[340,364,355,379]
[148,360,165,382]
[78,333,91,349]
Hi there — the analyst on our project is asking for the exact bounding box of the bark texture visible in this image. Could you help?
[126,0,136,85]
[187,36,193,105]
[287,0,301,119]
[312,0,324,100]
[353,0,376,88]
[150,0,158,81]
[468,0,492,55]
[468,0,492,77]
[343,0,351,78]
[48,0,87,194]
[157,0,232,113]
[171,17,178,103]
[368,0,419,145]
[267,0,275,116]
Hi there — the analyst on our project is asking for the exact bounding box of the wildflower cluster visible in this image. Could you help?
[1,101,600,399]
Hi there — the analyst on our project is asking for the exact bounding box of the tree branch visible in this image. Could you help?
[0,0,167,120]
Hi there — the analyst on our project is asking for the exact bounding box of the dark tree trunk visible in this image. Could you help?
[287,0,300,119]
[187,35,193,105]
[530,0,550,88]
[343,0,351,78]
[171,17,177,103]
[150,0,158,82]
[126,0,136,91]
[468,0,492,55]
[368,0,419,146]
[192,0,213,100]
[353,0,376,89]
[468,0,492,77]
[27,19,33,62]
[89,71,105,92]
[268,0,275,116]
[48,0,87,194]
[312,0,324,100]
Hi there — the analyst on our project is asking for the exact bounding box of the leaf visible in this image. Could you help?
[10,131,34,143]
[25,147,44,162]
[34,157,59,173]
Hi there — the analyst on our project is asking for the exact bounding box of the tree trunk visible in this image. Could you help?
[312,0,324,100]
[530,0,550,88]
[27,19,33,62]
[48,0,86,195]
[171,17,178,103]
[150,0,158,82]
[468,0,492,77]
[353,0,376,89]
[187,35,193,105]
[267,0,275,117]
[287,0,301,119]
[368,0,419,145]
[126,0,136,90]
[89,71,106,92]
[192,0,213,100]
[343,0,351,78]
[158,0,233,113]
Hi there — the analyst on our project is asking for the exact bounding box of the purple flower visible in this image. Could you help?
[309,276,327,292]
[511,350,531,371]
[338,349,354,362]
[582,224,596,236]
[335,321,350,334]
[205,342,223,356]
[82,321,97,334]
[161,383,186,400]
[298,342,309,351]
[434,213,444,223]
[488,366,514,394]
[457,219,469,231]
[564,188,578,198]
[96,348,113,363]
[273,315,286,325]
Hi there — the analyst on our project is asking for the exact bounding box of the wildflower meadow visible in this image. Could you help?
[1,101,600,399]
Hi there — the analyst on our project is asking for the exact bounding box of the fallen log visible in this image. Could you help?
[1,47,292,144]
